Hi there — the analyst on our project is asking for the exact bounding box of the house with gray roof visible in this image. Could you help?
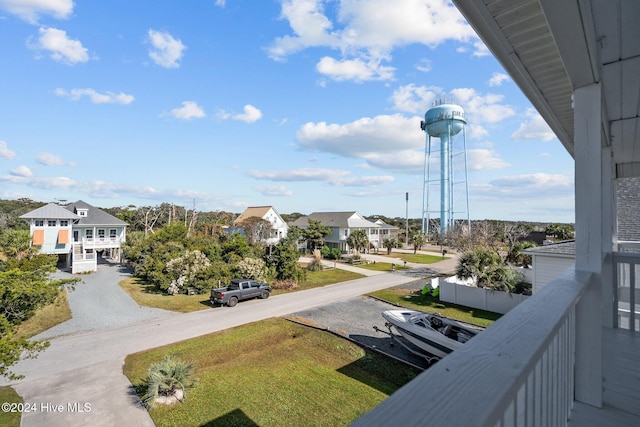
[20,200,127,273]
[289,211,399,252]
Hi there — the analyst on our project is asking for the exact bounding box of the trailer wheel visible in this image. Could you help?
[227,297,238,307]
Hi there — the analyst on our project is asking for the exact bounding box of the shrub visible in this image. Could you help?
[271,279,299,291]
[142,355,195,408]
[307,249,324,272]
[234,257,267,282]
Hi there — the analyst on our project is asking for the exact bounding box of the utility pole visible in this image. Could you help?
[405,192,409,245]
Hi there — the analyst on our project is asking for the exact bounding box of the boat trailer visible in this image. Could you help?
[374,323,440,365]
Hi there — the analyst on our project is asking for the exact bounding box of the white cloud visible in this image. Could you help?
[512,108,556,141]
[488,72,509,87]
[487,173,573,197]
[316,55,394,82]
[467,148,510,171]
[248,167,392,187]
[31,27,89,65]
[390,84,440,113]
[297,114,421,158]
[37,152,75,166]
[415,58,432,73]
[0,141,17,159]
[147,29,186,68]
[267,0,338,59]
[472,40,491,57]
[10,165,32,177]
[0,0,73,24]
[54,88,134,104]
[170,101,206,120]
[249,168,349,182]
[254,185,293,197]
[268,0,475,82]
[233,105,263,123]
[214,0,226,6]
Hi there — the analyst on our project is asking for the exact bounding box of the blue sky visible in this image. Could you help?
[0,0,574,222]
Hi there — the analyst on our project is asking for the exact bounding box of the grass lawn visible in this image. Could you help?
[383,252,447,264]
[124,318,419,427]
[120,268,366,312]
[14,291,72,338]
[119,278,213,313]
[369,287,501,328]
[0,386,22,427]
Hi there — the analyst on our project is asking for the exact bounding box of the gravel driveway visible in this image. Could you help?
[35,258,174,340]
[291,278,434,370]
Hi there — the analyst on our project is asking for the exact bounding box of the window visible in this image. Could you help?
[60,220,69,227]
[35,220,44,227]
[98,229,106,240]
[48,220,56,226]
[110,229,117,239]
[85,229,93,239]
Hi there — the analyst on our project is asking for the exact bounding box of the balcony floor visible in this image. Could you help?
[568,327,640,426]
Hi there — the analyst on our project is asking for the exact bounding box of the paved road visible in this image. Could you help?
[5,271,419,426]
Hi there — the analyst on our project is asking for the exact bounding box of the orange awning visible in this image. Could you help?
[58,229,69,244]
[32,229,45,245]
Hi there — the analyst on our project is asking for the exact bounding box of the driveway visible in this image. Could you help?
[36,259,174,340]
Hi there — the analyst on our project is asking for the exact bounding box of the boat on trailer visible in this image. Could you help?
[380,310,483,359]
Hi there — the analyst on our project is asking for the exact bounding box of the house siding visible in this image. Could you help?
[532,255,575,293]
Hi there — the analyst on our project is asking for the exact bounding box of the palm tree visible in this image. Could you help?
[456,247,502,288]
[410,232,427,254]
[0,230,37,260]
[347,229,369,254]
[382,237,397,255]
[142,355,195,407]
[505,241,537,266]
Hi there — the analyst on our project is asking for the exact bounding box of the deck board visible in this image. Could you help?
[569,327,640,425]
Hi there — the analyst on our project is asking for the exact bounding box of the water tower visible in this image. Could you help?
[420,100,470,235]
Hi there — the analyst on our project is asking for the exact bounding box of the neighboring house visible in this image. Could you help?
[289,211,399,252]
[232,206,288,246]
[524,241,576,294]
[20,200,127,274]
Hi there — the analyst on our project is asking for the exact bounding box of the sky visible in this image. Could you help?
[0,0,575,223]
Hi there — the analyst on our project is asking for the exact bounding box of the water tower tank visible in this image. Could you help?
[420,101,470,235]
[424,103,466,137]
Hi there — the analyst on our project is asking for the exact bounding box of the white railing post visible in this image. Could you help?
[573,83,605,408]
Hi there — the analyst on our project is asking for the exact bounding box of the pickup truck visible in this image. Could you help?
[210,279,272,307]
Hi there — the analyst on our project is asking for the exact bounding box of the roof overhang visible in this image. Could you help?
[453,0,640,178]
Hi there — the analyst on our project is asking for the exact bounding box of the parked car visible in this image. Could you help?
[210,279,271,307]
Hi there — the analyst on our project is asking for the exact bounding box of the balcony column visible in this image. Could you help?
[574,82,611,407]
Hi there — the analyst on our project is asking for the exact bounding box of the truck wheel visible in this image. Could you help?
[260,291,269,299]
[227,297,238,307]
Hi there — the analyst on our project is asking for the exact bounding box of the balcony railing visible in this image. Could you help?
[81,237,123,248]
[613,244,640,332]
[352,268,592,427]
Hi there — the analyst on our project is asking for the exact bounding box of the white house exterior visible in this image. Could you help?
[524,241,576,294]
[289,211,399,252]
[20,200,127,274]
[233,206,288,246]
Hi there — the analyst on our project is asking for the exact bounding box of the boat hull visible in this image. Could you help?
[382,310,474,359]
